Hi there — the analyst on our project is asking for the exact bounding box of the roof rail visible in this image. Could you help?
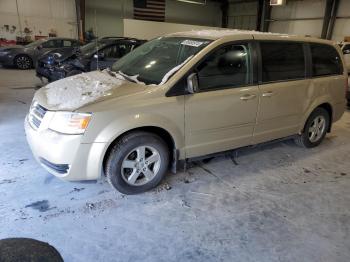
[101,36,139,40]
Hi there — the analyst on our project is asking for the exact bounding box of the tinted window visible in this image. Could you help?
[117,44,132,57]
[343,44,350,54]
[63,40,72,47]
[261,42,305,83]
[42,40,62,48]
[311,44,342,76]
[72,40,80,47]
[101,45,119,58]
[197,44,250,91]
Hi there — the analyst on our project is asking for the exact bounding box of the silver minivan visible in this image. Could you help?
[25,30,347,194]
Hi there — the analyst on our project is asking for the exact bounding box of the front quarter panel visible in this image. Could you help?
[80,91,185,157]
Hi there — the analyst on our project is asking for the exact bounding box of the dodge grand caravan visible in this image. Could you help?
[25,30,347,194]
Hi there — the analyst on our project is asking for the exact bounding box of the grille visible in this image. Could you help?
[28,102,47,130]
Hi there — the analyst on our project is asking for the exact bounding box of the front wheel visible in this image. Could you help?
[295,107,330,148]
[15,55,33,69]
[105,132,169,194]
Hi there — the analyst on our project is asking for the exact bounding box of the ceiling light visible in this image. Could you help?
[177,0,206,5]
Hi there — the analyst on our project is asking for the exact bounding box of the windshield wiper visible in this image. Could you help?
[105,68,127,81]
[118,70,137,83]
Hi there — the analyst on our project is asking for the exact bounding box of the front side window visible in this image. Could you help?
[112,37,211,85]
[260,42,305,83]
[42,40,62,48]
[100,45,119,58]
[63,40,72,47]
[311,43,342,77]
[196,44,250,91]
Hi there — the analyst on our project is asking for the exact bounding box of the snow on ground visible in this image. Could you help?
[1,68,350,262]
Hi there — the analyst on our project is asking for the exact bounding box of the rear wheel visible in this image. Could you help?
[105,132,169,194]
[295,107,330,148]
[15,55,32,69]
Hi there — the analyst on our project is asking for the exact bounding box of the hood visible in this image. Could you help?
[35,70,147,111]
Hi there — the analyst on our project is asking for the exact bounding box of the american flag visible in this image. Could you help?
[133,0,166,22]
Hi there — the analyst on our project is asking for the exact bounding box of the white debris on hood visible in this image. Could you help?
[159,55,194,85]
[45,70,125,110]
[118,71,146,85]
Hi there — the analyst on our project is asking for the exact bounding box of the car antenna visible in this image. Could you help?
[94,9,99,70]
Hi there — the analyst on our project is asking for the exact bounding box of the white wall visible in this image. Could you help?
[0,0,77,41]
[123,18,220,40]
[268,0,350,41]
[269,0,325,38]
[333,0,350,41]
[228,1,258,30]
[85,0,222,38]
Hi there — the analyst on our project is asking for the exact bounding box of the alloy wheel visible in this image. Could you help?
[121,146,161,186]
[308,115,326,143]
[16,56,31,69]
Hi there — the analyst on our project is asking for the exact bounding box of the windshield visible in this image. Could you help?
[80,41,107,56]
[25,39,46,48]
[111,37,211,85]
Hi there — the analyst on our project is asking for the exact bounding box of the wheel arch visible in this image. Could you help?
[301,102,333,133]
[102,126,177,175]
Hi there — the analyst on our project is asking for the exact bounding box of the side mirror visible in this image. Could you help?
[37,45,43,50]
[186,73,199,94]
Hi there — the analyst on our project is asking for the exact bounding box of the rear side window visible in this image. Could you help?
[310,44,342,76]
[260,42,305,83]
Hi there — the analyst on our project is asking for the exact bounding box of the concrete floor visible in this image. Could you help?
[1,68,350,262]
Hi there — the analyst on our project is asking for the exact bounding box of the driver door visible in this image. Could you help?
[184,42,259,158]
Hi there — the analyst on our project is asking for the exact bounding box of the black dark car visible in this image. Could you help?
[36,37,146,82]
[0,38,80,69]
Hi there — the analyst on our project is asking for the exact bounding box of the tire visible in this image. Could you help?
[295,107,330,148]
[15,55,33,69]
[105,131,169,194]
[66,70,83,77]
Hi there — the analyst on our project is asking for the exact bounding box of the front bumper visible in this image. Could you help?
[24,115,107,181]
[36,65,66,82]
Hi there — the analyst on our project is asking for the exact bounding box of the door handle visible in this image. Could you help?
[240,94,257,101]
[262,91,274,97]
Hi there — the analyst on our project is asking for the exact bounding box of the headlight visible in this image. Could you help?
[49,112,91,134]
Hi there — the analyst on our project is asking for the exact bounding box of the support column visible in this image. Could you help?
[321,0,333,39]
[75,0,85,42]
[260,0,271,32]
[326,0,340,40]
[221,0,229,28]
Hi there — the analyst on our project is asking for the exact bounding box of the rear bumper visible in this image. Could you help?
[24,115,107,181]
